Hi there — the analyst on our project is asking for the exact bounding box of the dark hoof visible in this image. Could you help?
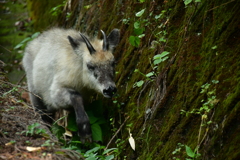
[80,135,92,144]
[77,120,92,143]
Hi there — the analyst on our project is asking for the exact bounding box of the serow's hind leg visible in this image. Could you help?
[30,93,55,124]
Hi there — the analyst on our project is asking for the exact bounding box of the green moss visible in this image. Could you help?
[51,0,240,159]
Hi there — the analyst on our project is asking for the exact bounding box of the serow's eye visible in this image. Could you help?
[87,64,95,71]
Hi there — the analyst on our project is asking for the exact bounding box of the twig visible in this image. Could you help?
[197,115,204,154]
[17,73,26,85]
[206,0,235,12]
[198,110,215,148]
[0,80,42,99]
[0,45,12,53]
[105,116,129,150]
[0,130,8,139]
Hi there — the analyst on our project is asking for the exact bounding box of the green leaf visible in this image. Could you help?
[35,128,46,134]
[67,112,78,132]
[153,54,162,60]
[31,32,40,38]
[14,43,24,50]
[138,34,145,38]
[103,148,117,155]
[88,112,98,124]
[153,52,170,61]
[91,123,102,142]
[159,37,166,42]
[85,146,100,155]
[20,37,32,44]
[129,36,135,46]
[84,5,92,9]
[134,69,139,72]
[146,72,154,77]
[136,80,144,87]
[134,21,140,29]
[134,28,144,35]
[136,9,145,17]
[129,36,140,47]
[95,117,107,125]
[161,51,170,57]
[85,156,97,160]
[105,155,114,160]
[184,0,193,6]
[153,59,162,65]
[185,145,195,158]
[155,14,162,19]
[211,45,217,49]
[14,37,31,49]
[161,56,169,62]
[212,80,219,84]
[122,18,129,24]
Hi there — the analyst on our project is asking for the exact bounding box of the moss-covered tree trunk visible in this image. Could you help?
[37,0,240,159]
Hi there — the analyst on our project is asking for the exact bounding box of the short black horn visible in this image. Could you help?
[101,30,108,51]
[80,33,96,54]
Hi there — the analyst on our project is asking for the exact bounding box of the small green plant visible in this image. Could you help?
[151,10,169,44]
[172,143,184,156]
[181,80,219,118]
[133,51,170,88]
[25,140,31,145]
[183,0,201,6]
[49,99,121,159]
[51,100,108,145]
[185,145,201,159]
[172,143,201,160]
[128,8,146,47]
[22,122,46,136]
[211,45,217,50]
[14,32,40,50]
[114,138,126,158]
[50,1,65,16]
[2,87,18,97]
[41,140,55,147]
[125,4,170,47]
[122,18,130,25]
[177,80,219,159]
[50,1,72,20]
[83,145,117,160]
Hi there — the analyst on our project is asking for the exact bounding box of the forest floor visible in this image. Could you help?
[0,77,82,160]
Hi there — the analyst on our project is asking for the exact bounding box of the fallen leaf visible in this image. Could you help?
[26,146,45,152]
[128,129,135,151]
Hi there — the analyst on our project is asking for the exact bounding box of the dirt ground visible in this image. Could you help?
[0,77,83,160]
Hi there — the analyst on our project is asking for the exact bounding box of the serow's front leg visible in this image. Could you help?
[70,91,92,143]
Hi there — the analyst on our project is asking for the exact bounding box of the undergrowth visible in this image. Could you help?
[172,80,219,160]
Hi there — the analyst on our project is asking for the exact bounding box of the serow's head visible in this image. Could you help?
[68,29,120,98]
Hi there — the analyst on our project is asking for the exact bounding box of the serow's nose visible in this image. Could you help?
[103,86,117,98]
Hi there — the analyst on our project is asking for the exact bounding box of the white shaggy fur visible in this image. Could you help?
[23,28,118,110]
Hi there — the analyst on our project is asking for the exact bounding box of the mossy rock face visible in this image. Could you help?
[32,0,240,159]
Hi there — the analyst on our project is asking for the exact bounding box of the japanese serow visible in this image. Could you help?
[22,28,120,142]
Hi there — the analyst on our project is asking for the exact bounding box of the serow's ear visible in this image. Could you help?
[68,36,79,49]
[107,29,120,51]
